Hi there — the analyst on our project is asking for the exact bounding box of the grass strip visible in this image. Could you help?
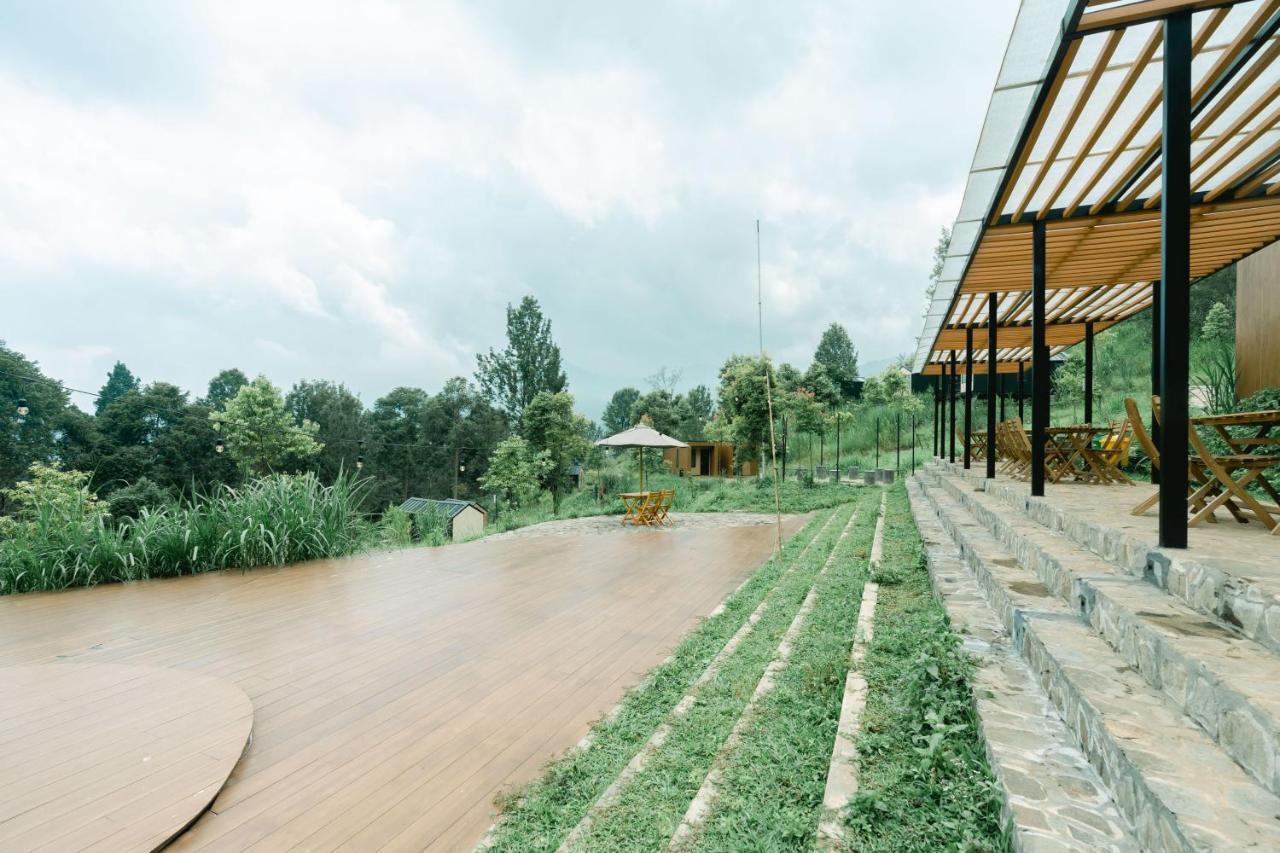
[571,495,873,851]
[483,506,840,852]
[839,484,1009,852]
[680,488,878,850]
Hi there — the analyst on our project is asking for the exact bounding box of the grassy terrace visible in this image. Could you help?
[484,483,1007,851]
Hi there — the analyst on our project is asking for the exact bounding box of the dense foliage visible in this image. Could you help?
[0,465,384,595]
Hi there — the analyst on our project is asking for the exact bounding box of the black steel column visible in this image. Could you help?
[949,351,957,463]
[964,326,974,470]
[1018,360,1025,422]
[934,377,942,457]
[1032,220,1049,498]
[1151,280,1162,484]
[1159,11,1191,548]
[987,293,998,478]
[1084,320,1095,423]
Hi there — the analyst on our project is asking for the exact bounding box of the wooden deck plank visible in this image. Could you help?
[0,517,803,851]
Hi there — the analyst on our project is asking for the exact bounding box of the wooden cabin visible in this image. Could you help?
[663,441,758,477]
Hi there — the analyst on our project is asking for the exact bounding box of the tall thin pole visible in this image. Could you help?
[875,419,880,468]
[895,410,901,471]
[912,414,917,473]
[1159,13,1191,549]
[757,219,783,555]
[1031,220,1049,498]
[836,411,841,477]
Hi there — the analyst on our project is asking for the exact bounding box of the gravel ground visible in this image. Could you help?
[483,512,801,541]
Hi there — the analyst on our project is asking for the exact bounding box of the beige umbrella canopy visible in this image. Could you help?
[595,423,688,490]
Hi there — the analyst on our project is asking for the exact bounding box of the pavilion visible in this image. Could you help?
[916,0,1280,547]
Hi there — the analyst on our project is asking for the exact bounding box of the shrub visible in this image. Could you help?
[0,467,374,595]
[106,477,171,521]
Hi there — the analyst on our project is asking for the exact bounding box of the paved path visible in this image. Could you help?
[486,511,793,540]
[0,518,804,851]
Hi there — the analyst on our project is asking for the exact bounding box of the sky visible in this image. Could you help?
[0,0,1019,419]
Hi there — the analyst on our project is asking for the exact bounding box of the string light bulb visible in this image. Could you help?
[214,438,225,454]
[16,399,29,418]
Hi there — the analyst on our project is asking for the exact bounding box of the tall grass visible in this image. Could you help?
[0,472,381,595]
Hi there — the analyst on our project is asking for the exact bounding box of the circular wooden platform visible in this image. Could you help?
[0,663,253,852]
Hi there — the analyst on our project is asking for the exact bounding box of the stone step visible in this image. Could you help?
[906,479,1140,852]
[933,460,1280,657]
[914,474,1280,851]
[928,467,1280,798]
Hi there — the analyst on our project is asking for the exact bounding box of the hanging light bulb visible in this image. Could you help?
[356,454,364,471]
[16,398,29,418]
[214,438,225,454]
[459,463,466,474]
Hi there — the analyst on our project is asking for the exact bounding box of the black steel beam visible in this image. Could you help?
[987,293,998,477]
[949,351,957,463]
[964,327,974,470]
[1160,11,1192,549]
[1084,320,1095,424]
[1032,220,1049,497]
[1018,360,1025,422]
[1151,279,1161,485]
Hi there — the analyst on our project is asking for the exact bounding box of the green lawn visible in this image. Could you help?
[482,484,1006,852]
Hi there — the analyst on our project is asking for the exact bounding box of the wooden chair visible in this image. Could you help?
[996,418,1033,479]
[1125,398,1239,523]
[1187,428,1279,530]
[1093,419,1134,484]
[652,489,676,525]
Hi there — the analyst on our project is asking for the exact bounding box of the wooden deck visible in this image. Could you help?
[0,664,252,852]
[0,518,803,851]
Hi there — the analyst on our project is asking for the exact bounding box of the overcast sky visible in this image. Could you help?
[1,0,1019,419]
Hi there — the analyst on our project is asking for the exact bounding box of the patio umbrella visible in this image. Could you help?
[595,423,688,491]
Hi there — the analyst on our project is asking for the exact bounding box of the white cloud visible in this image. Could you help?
[0,0,1020,417]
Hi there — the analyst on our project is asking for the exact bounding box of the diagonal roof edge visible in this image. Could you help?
[915,0,1081,371]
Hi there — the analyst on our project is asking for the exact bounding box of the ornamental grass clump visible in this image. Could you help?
[0,465,375,595]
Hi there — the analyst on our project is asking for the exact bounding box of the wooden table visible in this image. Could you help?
[1190,410,1280,533]
[1192,410,1280,455]
[1044,425,1132,485]
[618,491,651,525]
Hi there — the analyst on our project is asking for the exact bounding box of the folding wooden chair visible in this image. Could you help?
[1124,398,1241,523]
[652,489,675,525]
[1093,419,1134,484]
[636,491,663,526]
[1187,428,1279,530]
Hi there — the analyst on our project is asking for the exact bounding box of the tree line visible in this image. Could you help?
[0,296,580,518]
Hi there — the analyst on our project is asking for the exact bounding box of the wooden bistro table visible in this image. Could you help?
[1189,409,1280,534]
[618,491,651,525]
[1044,425,1132,485]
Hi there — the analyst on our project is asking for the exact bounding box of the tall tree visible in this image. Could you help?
[812,323,859,400]
[685,385,714,424]
[286,380,367,481]
[365,387,431,507]
[716,354,777,471]
[475,296,567,423]
[522,390,589,512]
[95,362,140,415]
[204,368,249,410]
[0,343,77,509]
[422,378,509,499]
[802,361,840,409]
[211,376,321,476]
[602,387,641,434]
